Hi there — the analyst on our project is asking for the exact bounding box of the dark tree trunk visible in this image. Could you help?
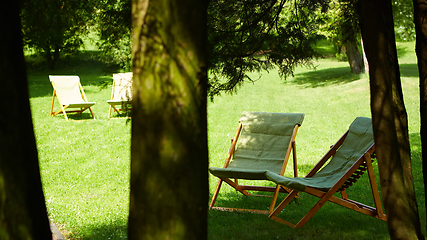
[413,0,427,227]
[53,46,60,69]
[129,0,208,239]
[44,46,60,70]
[0,2,52,239]
[361,37,370,74]
[45,47,53,69]
[344,40,364,74]
[359,0,424,239]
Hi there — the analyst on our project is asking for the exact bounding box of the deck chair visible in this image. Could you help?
[49,75,96,121]
[209,111,304,214]
[266,117,387,228]
[107,72,132,118]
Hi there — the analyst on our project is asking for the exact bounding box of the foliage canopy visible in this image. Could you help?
[95,0,132,70]
[21,0,96,69]
[207,0,328,98]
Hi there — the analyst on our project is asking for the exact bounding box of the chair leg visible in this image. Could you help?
[365,154,385,218]
[52,109,63,117]
[209,179,223,208]
[269,185,282,214]
[269,188,330,228]
[113,106,120,113]
[340,189,348,200]
[295,202,324,227]
[294,189,337,228]
[50,91,56,116]
[89,107,95,120]
[60,105,69,121]
[223,178,250,196]
[269,190,299,219]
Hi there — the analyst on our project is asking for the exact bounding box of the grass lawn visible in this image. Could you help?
[27,41,425,239]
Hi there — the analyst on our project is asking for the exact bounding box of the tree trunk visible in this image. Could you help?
[45,47,53,70]
[358,0,424,239]
[0,2,52,239]
[53,46,60,69]
[361,36,370,74]
[129,0,208,239]
[413,0,427,227]
[344,40,365,74]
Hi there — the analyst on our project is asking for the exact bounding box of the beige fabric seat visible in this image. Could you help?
[49,75,95,121]
[107,72,132,118]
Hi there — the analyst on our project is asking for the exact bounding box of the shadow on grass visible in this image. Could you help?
[290,66,362,88]
[66,221,128,239]
[51,112,96,121]
[209,188,389,240]
[108,112,132,119]
[399,63,419,78]
[290,62,419,89]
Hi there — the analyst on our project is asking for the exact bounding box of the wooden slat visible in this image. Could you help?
[211,207,269,215]
[238,185,289,193]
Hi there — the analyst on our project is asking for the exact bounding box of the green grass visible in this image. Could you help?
[28,52,130,239]
[28,42,425,239]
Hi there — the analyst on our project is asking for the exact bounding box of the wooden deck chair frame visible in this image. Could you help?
[268,130,387,228]
[209,113,302,215]
[50,76,96,121]
[108,72,132,119]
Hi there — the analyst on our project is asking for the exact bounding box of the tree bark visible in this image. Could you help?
[359,0,424,239]
[129,0,208,239]
[361,36,370,74]
[344,40,365,74]
[0,2,52,239]
[413,0,427,227]
[53,46,60,69]
[45,47,53,70]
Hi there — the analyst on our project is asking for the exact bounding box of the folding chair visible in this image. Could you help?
[209,111,304,214]
[49,75,96,121]
[107,72,132,118]
[266,117,387,228]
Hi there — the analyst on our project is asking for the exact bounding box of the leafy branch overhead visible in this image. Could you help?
[207,0,328,98]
